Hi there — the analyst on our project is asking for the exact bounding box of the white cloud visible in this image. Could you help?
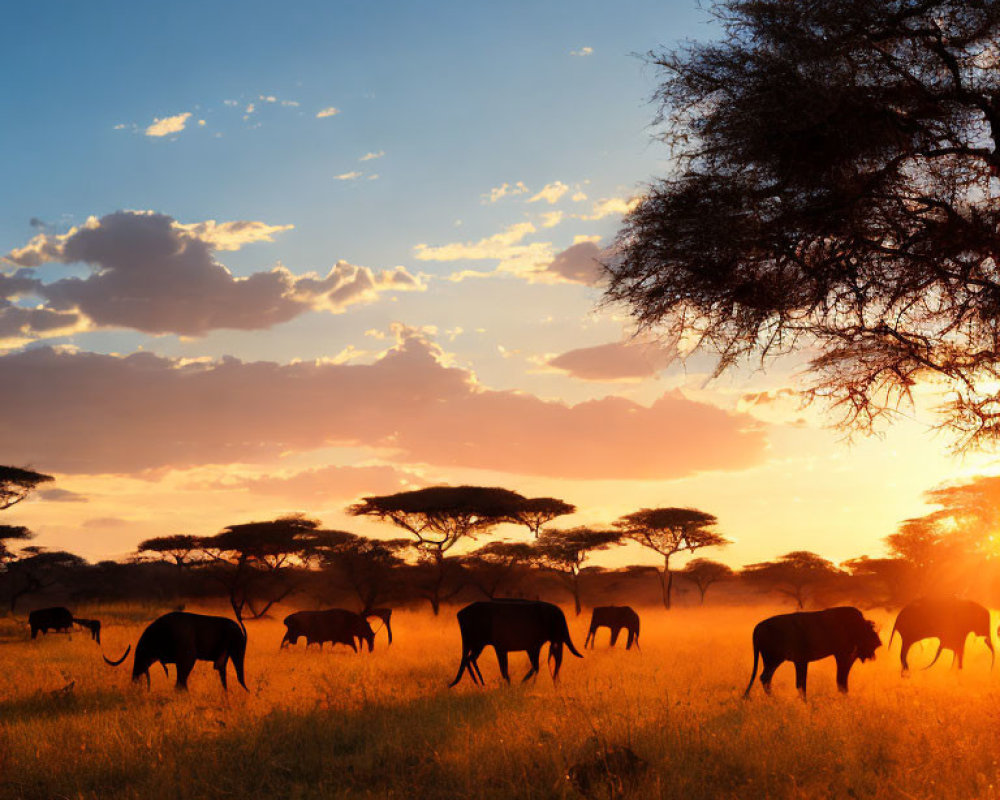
[570,46,594,57]
[172,220,295,251]
[481,182,528,204]
[540,211,564,228]
[335,171,363,181]
[316,107,340,118]
[414,222,537,261]
[527,181,570,205]
[576,196,641,220]
[571,190,588,202]
[360,150,384,162]
[145,112,192,138]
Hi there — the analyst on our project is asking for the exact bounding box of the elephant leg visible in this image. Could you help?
[835,656,852,693]
[760,658,779,695]
[550,641,564,682]
[609,626,621,647]
[625,628,635,650]
[215,658,229,691]
[585,627,595,648]
[522,647,541,682]
[496,649,510,683]
[900,638,912,674]
[347,638,358,653]
[175,656,196,691]
[794,660,808,700]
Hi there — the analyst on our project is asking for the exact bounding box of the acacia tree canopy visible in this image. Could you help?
[0,466,53,511]
[604,0,1000,447]
[347,485,527,614]
[613,507,728,609]
[741,551,843,609]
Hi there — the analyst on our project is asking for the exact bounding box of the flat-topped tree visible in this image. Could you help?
[741,551,843,610]
[137,534,202,571]
[200,514,324,624]
[347,485,527,614]
[531,527,621,615]
[0,525,34,564]
[613,507,728,609]
[507,497,576,538]
[0,466,53,511]
[678,558,734,604]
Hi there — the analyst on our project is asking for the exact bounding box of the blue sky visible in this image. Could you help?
[1,1,978,567]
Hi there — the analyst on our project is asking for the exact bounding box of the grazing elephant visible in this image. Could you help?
[72,617,102,644]
[364,607,393,645]
[744,606,882,699]
[280,609,375,652]
[449,599,583,687]
[103,611,247,691]
[584,606,640,651]
[28,606,74,639]
[890,597,993,672]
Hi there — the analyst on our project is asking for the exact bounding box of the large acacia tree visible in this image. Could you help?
[347,485,527,614]
[613,507,728,609]
[531,527,622,615]
[605,1,1000,447]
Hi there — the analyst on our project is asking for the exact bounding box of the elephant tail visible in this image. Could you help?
[103,644,131,667]
[559,615,583,659]
[448,615,474,688]
[743,643,760,699]
[889,619,899,649]
[923,642,945,670]
[232,639,249,692]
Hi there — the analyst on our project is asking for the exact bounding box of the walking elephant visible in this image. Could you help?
[449,599,583,687]
[890,597,993,672]
[585,606,640,650]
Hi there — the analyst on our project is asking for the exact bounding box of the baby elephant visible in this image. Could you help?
[585,606,640,651]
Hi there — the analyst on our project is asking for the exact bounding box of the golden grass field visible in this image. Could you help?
[1,602,999,799]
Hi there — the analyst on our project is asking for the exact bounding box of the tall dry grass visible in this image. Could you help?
[0,603,998,799]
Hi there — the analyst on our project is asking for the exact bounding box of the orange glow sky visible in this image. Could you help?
[3,1,996,569]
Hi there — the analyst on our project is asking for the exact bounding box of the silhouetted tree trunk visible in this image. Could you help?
[660,555,673,610]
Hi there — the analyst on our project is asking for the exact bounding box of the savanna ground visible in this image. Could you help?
[1,603,999,800]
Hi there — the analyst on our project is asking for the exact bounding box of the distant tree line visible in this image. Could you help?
[2,466,999,617]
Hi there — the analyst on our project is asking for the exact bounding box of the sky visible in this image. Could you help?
[3,0,996,568]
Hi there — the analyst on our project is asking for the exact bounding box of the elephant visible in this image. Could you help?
[744,606,882,699]
[364,607,393,645]
[103,611,247,691]
[280,609,375,652]
[28,606,74,639]
[890,597,994,672]
[72,617,101,644]
[584,606,640,650]
[449,599,583,687]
